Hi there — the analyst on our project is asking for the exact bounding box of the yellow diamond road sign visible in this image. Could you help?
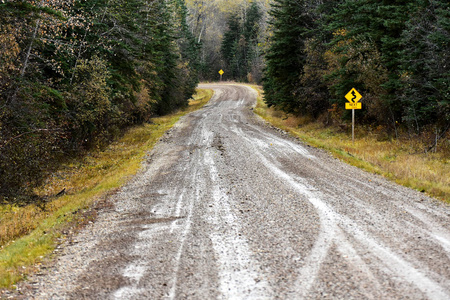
[219,69,224,75]
[345,88,362,103]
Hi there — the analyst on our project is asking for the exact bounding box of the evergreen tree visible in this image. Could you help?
[174,0,201,102]
[293,0,340,118]
[262,0,313,112]
[242,2,262,81]
[400,0,450,133]
[326,0,421,130]
[221,14,243,79]
[221,2,262,82]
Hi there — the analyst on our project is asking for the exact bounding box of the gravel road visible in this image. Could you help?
[17,83,450,299]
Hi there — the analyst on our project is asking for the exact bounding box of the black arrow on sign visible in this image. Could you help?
[351,90,357,102]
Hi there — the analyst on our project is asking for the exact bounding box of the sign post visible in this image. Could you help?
[345,88,362,143]
[352,108,355,144]
[219,69,224,81]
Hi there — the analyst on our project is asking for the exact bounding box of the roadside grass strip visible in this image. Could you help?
[0,89,213,289]
[250,85,449,203]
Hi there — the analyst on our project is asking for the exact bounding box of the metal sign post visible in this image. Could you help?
[345,88,362,143]
[352,109,355,143]
[219,69,224,81]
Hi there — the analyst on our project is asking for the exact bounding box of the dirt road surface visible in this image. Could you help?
[18,84,450,299]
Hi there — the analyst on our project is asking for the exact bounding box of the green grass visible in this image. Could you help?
[0,88,213,289]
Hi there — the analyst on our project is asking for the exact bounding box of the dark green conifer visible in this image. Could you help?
[400,0,450,133]
[262,0,313,112]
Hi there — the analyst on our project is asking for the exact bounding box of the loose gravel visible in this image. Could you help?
[10,83,450,299]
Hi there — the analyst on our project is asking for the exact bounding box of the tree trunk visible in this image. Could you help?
[21,19,40,77]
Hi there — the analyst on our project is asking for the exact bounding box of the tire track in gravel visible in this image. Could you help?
[204,149,273,299]
[16,83,450,300]
[233,120,449,299]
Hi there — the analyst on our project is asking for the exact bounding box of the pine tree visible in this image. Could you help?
[327,0,420,130]
[400,0,450,133]
[221,14,242,79]
[174,0,201,101]
[242,2,262,81]
[262,0,313,112]
[221,2,262,82]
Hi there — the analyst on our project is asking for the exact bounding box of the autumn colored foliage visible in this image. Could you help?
[0,0,199,204]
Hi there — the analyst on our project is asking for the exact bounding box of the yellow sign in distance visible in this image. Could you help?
[346,102,362,110]
[219,69,224,75]
[345,88,362,103]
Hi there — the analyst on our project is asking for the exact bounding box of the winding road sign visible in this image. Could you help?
[345,88,363,142]
[345,88,362,104]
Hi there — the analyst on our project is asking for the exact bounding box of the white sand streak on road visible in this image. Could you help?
[237,128,449,300]
[204,149,273,299]
[112,225,171,299]
[167,184,199,300]
[113,162,201,299]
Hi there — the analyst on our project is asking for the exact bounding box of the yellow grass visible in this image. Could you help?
[0,88,213,288]
[250,84,449,203]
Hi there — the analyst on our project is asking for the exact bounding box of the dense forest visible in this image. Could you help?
[185,0,271,82]
[0,0,199,203]
[221,2,262,82]
[1,0,449,204]
[187,0,448,145]
[262,0,449,140]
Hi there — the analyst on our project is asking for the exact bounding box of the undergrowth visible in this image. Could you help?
[249,85,449,203]
[0,88,213,289]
